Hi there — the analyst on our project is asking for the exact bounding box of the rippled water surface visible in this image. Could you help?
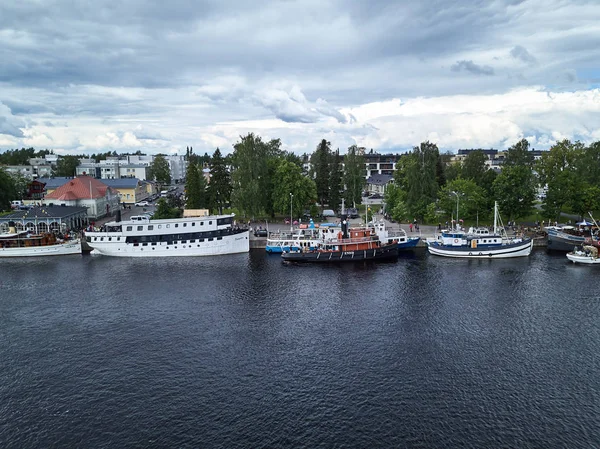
[1,249,600,448]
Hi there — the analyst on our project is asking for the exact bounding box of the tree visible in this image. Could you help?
[404,141,440,220]
[148,154,171,187]
[230,133,271,219]
[53,155,80,177]
[207,148,232,214]
[503,138,534,167]
[439,178,487,223]
[185,163,207,209]
[461,150,488,187]
[536,139,584,221]
[343,145,365,208]
[153,198,181,219]
[0,168,18,211]
[492,165,536,221]
[272,160,317,220]
[311,139,332,207]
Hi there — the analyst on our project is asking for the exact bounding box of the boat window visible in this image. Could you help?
[183,223,187,227]
[192,222,196,226]
[142,243,148,246]
[166,224,170,228]
[158,225,162,229]
[217,237,222,240]
[209,221,212,225]
[108,237,112,241]
[151,242,156,246]
[208,238,213,241]
[148,225,153,231]
[126,226,132,231]
[100,237,104,241]
[200,222,204,226]
[175,224,179,228]
[137,226,143,231]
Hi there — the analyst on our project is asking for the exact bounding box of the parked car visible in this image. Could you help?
[254,229,268,237]
[368,193,383,199]
[135,200,149,207]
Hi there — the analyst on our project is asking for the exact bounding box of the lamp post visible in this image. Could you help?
[290,192,293,231]
[450,191,460,230]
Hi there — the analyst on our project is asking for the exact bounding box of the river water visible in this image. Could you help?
[1,249,599,448]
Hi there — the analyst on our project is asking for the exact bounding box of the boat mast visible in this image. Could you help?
[494,201,498,235]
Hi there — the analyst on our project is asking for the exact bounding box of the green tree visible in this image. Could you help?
[461,150,488,186]
[53,155,80,177]
[405,141,440,220]
[311,139,332,207]
[0,168,18,211]
[503,138,534,167]
[185,163,207,209]
[206,148,232,214]
[536,139,584,221]
[577,141,600,187]
[343,145,365,208]
[492,165,536,221]
[148,154,171,187]
[570,184,600,219]
[153,198,182,219]
[439,178,487,224]
[272,160,317,220]
[230,133,271,219]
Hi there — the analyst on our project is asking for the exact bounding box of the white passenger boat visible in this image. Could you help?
[85,213,249,257]
[427,202,533,259]
[0,226,81,257]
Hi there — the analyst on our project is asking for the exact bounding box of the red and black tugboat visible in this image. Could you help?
[281,217,398,263]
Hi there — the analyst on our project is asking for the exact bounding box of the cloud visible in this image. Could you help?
[0,102,25,137]
[254,85,346,124]
[1,0,600,156]
[510,45,536,64]
[451,60,495,76]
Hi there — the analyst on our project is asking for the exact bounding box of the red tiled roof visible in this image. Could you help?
[45,175,110,200]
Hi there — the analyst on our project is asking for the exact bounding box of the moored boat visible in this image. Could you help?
[427,202,533,259]
[265,219,333,253]
[281,218,398,263]
[0,223,81,257]
[85,211,249,257]
[566,245,600,264]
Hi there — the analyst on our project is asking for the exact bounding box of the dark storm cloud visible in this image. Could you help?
[451,60,495,76]
[510,45,536,63]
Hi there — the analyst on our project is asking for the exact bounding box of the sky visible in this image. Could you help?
[1,0,600,156]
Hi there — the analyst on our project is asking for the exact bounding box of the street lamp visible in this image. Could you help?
[290,192,293,231]
[450,191,460,230]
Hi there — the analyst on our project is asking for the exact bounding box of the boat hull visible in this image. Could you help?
[281,243,399,263]
[0,240,81,257]
[547,231,597,252]
[398,237,421,250]
[427,238,533,258]
[89,232,249,257]
[566,252,600,264]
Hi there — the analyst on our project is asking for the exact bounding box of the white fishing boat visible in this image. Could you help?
[566,245,600,264]
[85,212,249,257]
[0,225,81,257]
[427,202,533,259]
